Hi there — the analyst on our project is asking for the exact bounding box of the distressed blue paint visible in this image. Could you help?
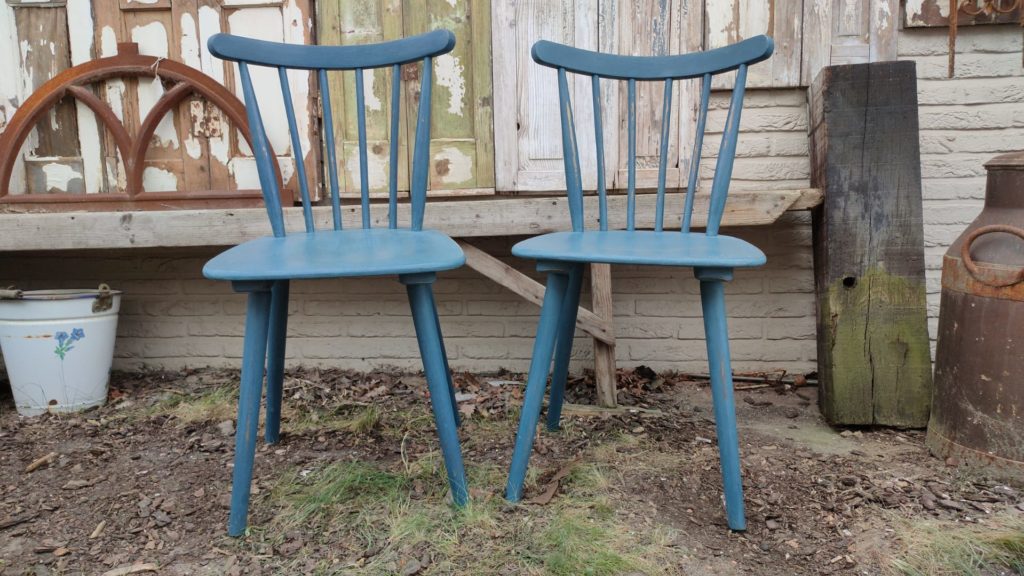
[507,36,773,531]
[389,64,401,229]
[545,264,584,431]
[696,266,746,531]
[355,68,371,228]
[278,67,314,233]
[207,30,466,536]
[264,280,289,444]
[682,74,712,233]
[655,78,673,232]
[590,75,607,231]
[506,265,570,501]
[403,274,468,506]
[227,285,272,537]
[319,69,343,230]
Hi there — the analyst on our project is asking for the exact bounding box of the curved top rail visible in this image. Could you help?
[208,29,456,70]
[531,35,773,80]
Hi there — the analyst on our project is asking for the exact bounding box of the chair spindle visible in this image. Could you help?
[238,63,285,238]
[278,66,314,233]
[591,74,607,231]
[318,69,342,230]
[557,67,584,232]
[389,64,401,229]
[410,57,433,231]
[655,78,673,232]
[682,73,712,233]
[707,64,748,237]
[626,78,636,231]
[355,68,371,228]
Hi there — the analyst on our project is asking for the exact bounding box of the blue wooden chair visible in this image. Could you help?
[204,30,468,536]
[505,36,774,531]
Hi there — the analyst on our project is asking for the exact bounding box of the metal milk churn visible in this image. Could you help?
[927,151,1024,481]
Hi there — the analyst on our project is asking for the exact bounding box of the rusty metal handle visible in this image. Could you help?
[961,224,1024,287]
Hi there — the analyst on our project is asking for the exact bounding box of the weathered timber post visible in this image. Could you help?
[809,61,933,428]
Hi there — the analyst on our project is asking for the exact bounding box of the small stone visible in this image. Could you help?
[400,558,423,575]
[216,420,235,437]
[766,519,780,530]
[631,426,645,434]
[783,407,800,419]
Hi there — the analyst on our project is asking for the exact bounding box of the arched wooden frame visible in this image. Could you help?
[0,43,285,211]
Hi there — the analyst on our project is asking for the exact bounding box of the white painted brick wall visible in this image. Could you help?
[0,25,1017,378]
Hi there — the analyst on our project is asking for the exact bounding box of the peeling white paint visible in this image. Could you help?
[435,53,466,116]
[210,133,230,165]
[184,135,202,159]
[100,26,117,58]
[65,0,101,193]
[705,0,734,47]
[433,146,473,185]
[229,156,294,190]
[180,13,201,70]
[228,8,290,154]
[131,22,179,150]
[197,5,224,81]
[142,166,178,192]
[42,162,82,192]
[364,69,383,112]
[445,0,457,7]
[345,147,389,191]
[100,27,126,125]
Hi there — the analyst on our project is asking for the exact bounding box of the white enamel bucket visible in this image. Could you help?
[0,287,121,416]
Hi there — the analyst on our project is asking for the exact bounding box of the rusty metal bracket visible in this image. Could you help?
[0,42,285,211]
[948,0,1024,77]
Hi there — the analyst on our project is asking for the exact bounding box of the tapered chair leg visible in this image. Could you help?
[546,264,584,431]
[228,283,273,537]
[264,280,290,444]
[506,262,572,501]
[402,273,469,506]
[696,267,746,531]
[430,297,460,428]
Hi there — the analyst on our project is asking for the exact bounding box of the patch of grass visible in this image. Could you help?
[284,404,381,435]
[887,512,1024,576]
[145,385,236,425]
[272,461,409,529]
[540,510,634,576]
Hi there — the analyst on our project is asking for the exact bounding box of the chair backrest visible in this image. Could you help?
[531,35,773,236]
[207,30,456,237]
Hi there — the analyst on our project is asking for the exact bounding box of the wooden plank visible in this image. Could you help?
[0,188,819,251]
[803,0,900,85]
[590,263,617,407]
[457,240,615,346]
[810,61,933,427]
[705,0,803,88]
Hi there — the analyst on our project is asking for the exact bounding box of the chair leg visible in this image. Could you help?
[401,273,469,506]
[546,263,584,431]
[264,280,290,444]
[429,296,460,428]
[506,262,572,502]
[696,266,746,531]
[227,283,273,537]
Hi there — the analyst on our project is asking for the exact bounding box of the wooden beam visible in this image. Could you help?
[810,61,932,428]
[457,240,615,346]
[589,264,617,408]
[0,188,820,252]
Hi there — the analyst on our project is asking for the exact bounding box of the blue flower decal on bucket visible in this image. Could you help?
[54,328,85,360]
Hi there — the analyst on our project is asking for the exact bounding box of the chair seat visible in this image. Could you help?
[203,228,465,281]
[511,230,766,268]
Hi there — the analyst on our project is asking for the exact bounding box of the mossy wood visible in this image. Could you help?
[809,61,933,428]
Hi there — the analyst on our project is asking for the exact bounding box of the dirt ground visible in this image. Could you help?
[0,367,1021,575]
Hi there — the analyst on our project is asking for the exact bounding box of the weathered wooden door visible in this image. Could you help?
[0,0,315,197]
[318,0,494,197]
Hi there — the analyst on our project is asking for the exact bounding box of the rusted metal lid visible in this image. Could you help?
[985,151,1024,170]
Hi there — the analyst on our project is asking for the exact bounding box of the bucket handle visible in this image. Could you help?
[961,225,1024,288]
[93,283,114,313]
